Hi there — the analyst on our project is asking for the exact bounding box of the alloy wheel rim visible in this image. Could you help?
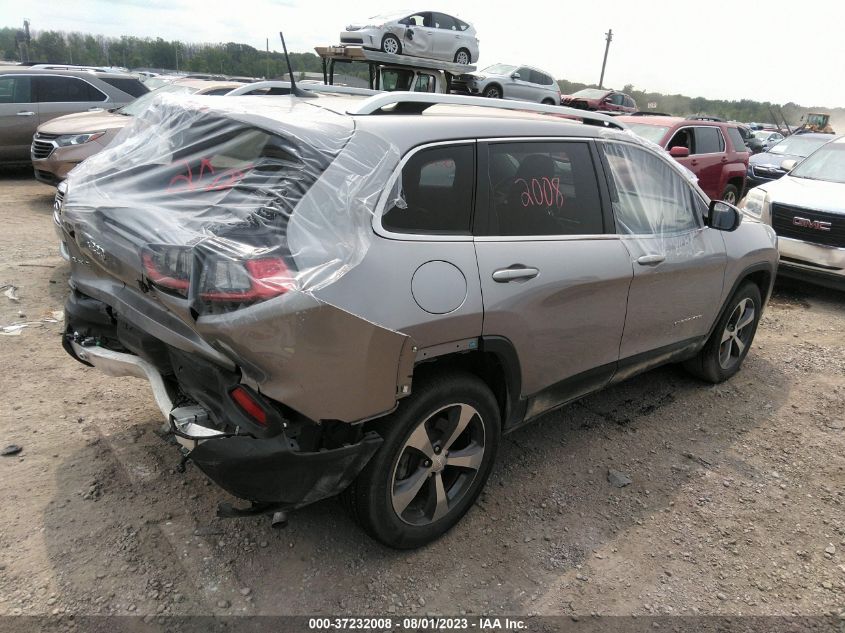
[723,190,737,204]
[391,403,486,526]
[719,298,755,369]
[486,88,500,98]
[456,51,469,64]
[384,38,399,54]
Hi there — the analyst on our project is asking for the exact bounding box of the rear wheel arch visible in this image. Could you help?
[408,338,522,429]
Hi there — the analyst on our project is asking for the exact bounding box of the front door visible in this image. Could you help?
[0,75,38,162]
[474,139,632,414]
[598,140,726,366]
[401,12,435,57]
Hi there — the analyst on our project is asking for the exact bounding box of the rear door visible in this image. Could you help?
[0,75,37,162]
[431,12,459,59]
[598,141,726,367]
[35,75,109,126]
[474,139,633,416]
[690,126,726,198]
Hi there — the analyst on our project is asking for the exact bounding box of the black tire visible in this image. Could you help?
[344,371,500,549]
[721,184,740,205]
[482,84,502,99]
[381,34,402,55]
[684,282,762,383]
[453,48,471,64]
[541,98,556,105]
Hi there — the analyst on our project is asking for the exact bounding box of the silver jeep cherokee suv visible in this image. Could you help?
[58,91,778,549]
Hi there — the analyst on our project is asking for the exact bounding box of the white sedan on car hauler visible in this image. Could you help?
[340,11,479,64]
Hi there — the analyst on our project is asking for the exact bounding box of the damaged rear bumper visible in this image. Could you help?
[63,336,382,509]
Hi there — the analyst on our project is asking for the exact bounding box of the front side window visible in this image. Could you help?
[414,73,435,93]
[36,76,106,102]
[0,76,32,103]
[693,127,725,154]
[483,141,604,236]
[382,144,475,234]
[601,142,699,235]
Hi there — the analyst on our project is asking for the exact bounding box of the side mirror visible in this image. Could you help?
[669,146,690,158]
[780,159,797,172]
[511,72,521,80]
[707,200,742,231]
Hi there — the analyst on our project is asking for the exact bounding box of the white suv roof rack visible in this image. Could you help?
[225,81,382,97]
[346,92,628,129]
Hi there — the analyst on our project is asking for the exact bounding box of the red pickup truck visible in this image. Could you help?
[618,116,750,203]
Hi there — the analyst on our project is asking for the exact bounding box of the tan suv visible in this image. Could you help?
[31,78,244,185]
[0,68,146,171]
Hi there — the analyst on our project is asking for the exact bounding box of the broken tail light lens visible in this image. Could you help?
[229,385,268,426]
[199,256,295,303]
[142,246,191,297]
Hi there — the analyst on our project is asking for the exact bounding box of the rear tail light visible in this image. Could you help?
[230,385,268,426]
[199,256,295,303]
[142,246,191,296]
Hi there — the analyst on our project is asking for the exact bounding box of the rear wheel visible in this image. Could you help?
[721,184,739,205]
[482,84,502,99]
[541,98,555,105]
[345,371,500,549]
[454,49,471,64]
[684,282,762,383]
[381,34,402,55]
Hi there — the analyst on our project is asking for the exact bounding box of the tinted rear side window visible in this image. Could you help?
[483,141,604,236]
[0,76,32,103]
[100,77,149,98]
[382,144,475,234]
[694,127,725,154]
[726,127,749,153]
[36,76,106,102]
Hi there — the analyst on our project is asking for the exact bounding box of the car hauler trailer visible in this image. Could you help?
[314,45,476,94]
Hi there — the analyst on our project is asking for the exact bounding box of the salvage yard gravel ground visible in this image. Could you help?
[0,167,843,619]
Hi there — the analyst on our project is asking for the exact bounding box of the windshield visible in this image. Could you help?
[572,88,609,99]
[753,130,773,140]
[769,135,830,157]
[481,64,517,76]
[119,83,200,116]
[790,142,845,183]
[626,123,670,145]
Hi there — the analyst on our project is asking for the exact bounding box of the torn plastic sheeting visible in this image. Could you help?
[195,291,415,424]
[62,93,401,303]
[598,139,708,261]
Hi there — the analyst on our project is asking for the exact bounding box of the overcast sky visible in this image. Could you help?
[2,0,843,107]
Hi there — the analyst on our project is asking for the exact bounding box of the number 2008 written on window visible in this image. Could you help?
[514,177,566,209]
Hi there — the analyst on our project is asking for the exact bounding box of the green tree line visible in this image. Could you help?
[2,26,841,128]
[0,27,325,78]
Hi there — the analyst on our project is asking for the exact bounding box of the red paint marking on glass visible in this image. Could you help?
[515,177,566,208]
[167,158,253,193]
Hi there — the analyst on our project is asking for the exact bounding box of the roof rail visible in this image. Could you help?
[225,81,381,97]
[346,92,627,129]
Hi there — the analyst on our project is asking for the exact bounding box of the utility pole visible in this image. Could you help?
[266,38,270,79]
[175,43,179,73]
[598,28,612,89]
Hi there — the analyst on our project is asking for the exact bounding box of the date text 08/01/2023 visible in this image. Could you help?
[307,616,529,630]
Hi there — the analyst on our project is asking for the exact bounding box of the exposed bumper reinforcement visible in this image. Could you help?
[68,339,174,418]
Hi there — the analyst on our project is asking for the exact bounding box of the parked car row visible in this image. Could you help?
[0,67,147,167]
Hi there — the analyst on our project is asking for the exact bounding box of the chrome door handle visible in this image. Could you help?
[636,254,665,266]
[16,111,35,116]
[492,266,539,282]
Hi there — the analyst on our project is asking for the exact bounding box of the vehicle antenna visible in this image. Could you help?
[279,31,316,98]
